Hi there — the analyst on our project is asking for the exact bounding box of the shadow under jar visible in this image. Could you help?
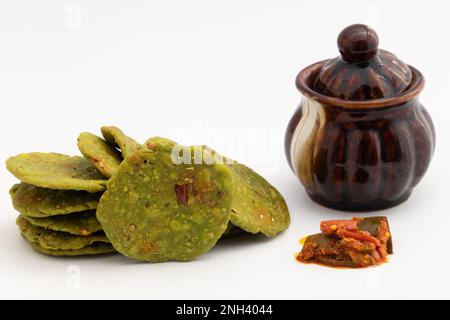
[285,24,435,211]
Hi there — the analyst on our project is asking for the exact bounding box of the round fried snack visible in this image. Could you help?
[199,146,290,237]
[21,211,102,236]
[77,132,123,178]
[101,126,141,158]
[28,241,115,257]
[10,183,101,217]
[228,163,290,237]
[6,153,107,192]
[17,216,110,250]
[97,147,234,262]
[144,136,178,152]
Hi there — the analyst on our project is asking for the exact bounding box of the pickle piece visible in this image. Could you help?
[101,126,141,158]
[357,216,393,254]
[10,183,101,217]
[21,211,102,236]
[17,216,109,250]
[28,241,115,257]
[77,132,123,178]
[6,153,107,192]
[297,217,393,268]
[97,147,233,262]
[299,233,357,268]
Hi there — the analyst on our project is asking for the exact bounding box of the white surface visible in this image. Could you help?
[1,0,449,300]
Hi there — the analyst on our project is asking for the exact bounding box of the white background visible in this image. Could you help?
[0,0,449,300]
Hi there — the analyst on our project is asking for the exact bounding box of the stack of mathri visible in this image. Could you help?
[6,127,140,256]
[6,126,291,261]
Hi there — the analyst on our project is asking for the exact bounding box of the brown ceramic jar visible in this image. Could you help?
[285,24,435,211]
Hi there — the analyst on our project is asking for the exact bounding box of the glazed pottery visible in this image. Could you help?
[285,24,435,211]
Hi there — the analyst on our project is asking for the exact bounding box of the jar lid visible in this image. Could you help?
[313,24,412,100]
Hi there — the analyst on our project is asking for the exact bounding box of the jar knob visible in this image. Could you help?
[337,24,379,64]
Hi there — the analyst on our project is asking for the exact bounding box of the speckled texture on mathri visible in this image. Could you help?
[101,126,141,158]
[96,147,234,262]
[227,163,290,237]
[77,132,123,178]
[10,183,101,217]
[144,140,244,239]
[200,147,291,237]
[6,153,107,192]
[21,211,102,236]
[17,216,110,250]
